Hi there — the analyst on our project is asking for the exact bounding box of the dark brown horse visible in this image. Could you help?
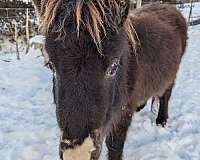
[32,0,187,160]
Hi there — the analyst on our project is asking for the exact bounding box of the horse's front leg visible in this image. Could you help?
[105,107,133,160]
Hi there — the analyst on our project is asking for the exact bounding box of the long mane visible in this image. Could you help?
[40,0,136,52]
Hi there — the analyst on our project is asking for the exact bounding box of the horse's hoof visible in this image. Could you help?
[156,117,167,127]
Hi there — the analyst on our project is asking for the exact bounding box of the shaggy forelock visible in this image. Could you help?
[39,0,137,52]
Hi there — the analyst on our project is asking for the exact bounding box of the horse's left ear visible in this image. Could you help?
[118,0,130,26]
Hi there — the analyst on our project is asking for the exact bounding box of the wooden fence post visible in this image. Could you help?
[14,20,20,60]
[25,8,30,54]
[188,0,193,25]
[137,0,142,8]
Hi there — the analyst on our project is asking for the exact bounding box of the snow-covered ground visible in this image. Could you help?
[181,2,200,21]
[0,50,59,160]
[0,6,200,160]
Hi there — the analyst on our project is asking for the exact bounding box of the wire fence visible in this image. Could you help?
[0,0,37,36]
[0,7,38,36]
[0,3,38,57]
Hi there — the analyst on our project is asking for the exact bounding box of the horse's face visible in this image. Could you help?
[33,0,132,158]
[45,31,129,158]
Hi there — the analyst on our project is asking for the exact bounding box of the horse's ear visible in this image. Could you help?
[118,0,130,26]
[32,0,42,16]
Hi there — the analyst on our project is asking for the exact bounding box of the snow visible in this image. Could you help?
[29,35,46,45]
[0,36,25,54]
[0,50,58,160]
[180,2,200,21]
[0,7,200,160]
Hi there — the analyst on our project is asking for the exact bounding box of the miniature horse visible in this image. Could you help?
[32,0,187,159]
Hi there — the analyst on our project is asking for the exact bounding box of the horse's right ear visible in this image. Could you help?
[118,0,130,26]
[32,0,42,16]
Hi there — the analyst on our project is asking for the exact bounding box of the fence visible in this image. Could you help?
[0,0,32,8]
[0,0,37,36]
[0,1,38,58]
[0,7,37,36]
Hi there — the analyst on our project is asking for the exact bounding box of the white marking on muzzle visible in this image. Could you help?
[63,137,95,160]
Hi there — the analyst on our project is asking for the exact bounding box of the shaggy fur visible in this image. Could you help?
[32,1,187,159]
[39,0,135,52]
[32,0,41,15]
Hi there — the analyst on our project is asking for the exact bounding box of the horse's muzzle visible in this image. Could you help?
[59,129,103,160]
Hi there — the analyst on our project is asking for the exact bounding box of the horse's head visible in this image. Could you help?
[34,0,135,159]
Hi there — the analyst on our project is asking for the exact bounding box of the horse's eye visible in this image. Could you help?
[105,59,120,78]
